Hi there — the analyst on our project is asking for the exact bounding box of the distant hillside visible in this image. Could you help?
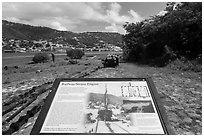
[2,20,123,47]
[88,92,123,105]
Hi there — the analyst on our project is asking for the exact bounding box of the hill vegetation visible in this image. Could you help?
[2,20,123,47]
[122,2,202,68]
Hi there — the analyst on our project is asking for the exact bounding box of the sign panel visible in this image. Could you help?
[31,78,172,135]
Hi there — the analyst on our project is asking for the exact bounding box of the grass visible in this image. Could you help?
[2,51,122,66]
[2,51,121,85]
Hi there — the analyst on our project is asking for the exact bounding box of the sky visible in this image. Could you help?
[2,2,167,34]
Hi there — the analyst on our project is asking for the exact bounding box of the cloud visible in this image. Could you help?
[2,2,143,34]
[86,2,103,10]
[50,21,67,31]
[105,23,118,32]
[105,23,126,34]
[103,3,143,25]
[128,9,143,22]
[105,3,124,24]
[103,3,143,34]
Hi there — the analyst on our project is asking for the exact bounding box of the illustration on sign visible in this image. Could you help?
[40,80,165,134]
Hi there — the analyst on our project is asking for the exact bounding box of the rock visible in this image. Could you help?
[185,109,195,113]
[188,113,200,119]
[184,125,191,129]
[174,105,184,110]
[183,117,192,124]
[196,132,201,135]
[69,59,78,64]
[168,113,180,123]
[175,127,185,134]
[195,120,201,125]
[19,81,25,85]
[84,63,91,66]
[36,70,42,73]
[177,111,187,117]
[185,131,195,135]
[4,66,8,70]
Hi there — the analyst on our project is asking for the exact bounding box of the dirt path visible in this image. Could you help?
[86,63,202,135]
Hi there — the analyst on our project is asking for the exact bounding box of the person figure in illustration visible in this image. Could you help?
[51,52,55,62]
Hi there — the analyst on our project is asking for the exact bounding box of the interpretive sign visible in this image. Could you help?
[31,78,173,135]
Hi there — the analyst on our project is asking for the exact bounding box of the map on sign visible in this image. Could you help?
[34,78,168,134]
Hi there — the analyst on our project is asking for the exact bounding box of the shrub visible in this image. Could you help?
[167,58,202,72]
[66,49,84,59]
[32,52,50,63]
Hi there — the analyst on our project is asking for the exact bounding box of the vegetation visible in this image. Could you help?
[32,52,50,63]
[66,49,85,59]
[123,2,202,69]
[167,57,202,72]
[2,20,123,47]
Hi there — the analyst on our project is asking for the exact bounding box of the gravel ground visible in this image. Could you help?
[86,63,202,135]
[2,61,202,135]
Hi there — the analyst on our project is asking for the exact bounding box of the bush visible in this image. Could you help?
[32,52,50,63]
[66,49,84,59]
[167,58,202,72]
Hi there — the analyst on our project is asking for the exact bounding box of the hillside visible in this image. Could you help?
[2,20,123,47]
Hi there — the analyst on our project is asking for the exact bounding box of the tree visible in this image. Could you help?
[123,2,202,66]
